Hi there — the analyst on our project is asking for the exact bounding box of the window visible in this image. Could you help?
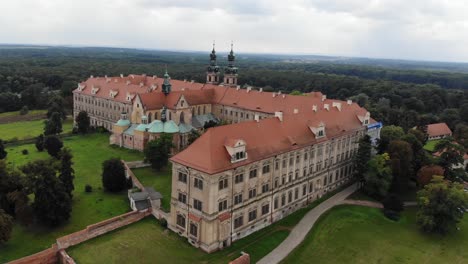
[282,159,286,168]
[296,155,300,163]
[249,188,257,199]
[218,200,228,212]
[289,157,293,166]
[274,178,279,189]
[304,152,308,161]
[262,183,269,193]
[235,173,244,184]
[288,191,292,203]
[178,172,187,183]
[248,209,257,222]
[281,195,286,206]
[219,178,228,190]
[275,161,279,170]
[234,193,243,205]
[193,199,203,211]
[295,188,299,200]
[235,151,245,160]
[177,214,185,228]
[282,175,286,185]
[190,223,198,237]
[288,173,292,182]
[178,193,187,204]
[318,130,324,137]
[309,182,314,192]
[262,164,270,174]
[194,178,203,190]
[303,184,307,196]
[234,215,243,229]
[274,197,279,209]
[249,169,257,179]
[262,204,269,215]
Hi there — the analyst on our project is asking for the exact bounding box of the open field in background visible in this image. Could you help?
[0,109,47,119]
[282,205,468,264]
[132,167,172,212]
[0,133,144,262]
[0,118,73,141]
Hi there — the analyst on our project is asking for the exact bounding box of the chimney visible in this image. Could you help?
[191,80,195,83]
[293,108,299,114]
[282,94,286,98]
[312,105,317,112]
[259,88,263,92]
[322,95,327,102]
[153,75,157,79]
[236,86,240,91]
[324,104,330,111]
[90,75,94,78]
[126,80,131,85]
[347,99,352,105]
[275,111,283,122]
[254,114,260,122]
[247,87,252,93]
[278,91,282,95]
[272,93,276,98]
[104,75,108,78]
[120,74,124,78]
[332,102,342,111]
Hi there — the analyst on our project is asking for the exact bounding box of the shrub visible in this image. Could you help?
[19,106,29,115]
[102,158,127,192]
[21,149,28,155]
[85,184,93,193]
[383,208,400,221]
[159,218,168,229]
[35,134,45,152]
[383,193,404,212]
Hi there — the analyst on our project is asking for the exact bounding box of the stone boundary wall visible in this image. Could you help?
[123,160,145,190]
[8,211,150,264]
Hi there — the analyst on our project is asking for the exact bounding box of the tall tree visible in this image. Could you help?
[0,139,7,160]
[44,135,63,159]
[434,138,465,181]
[58,148,74,199]
[47,96,67,120]
[353,135,372,186]
[0,161,23,215]
[363,153,393,199]
[21,160,72,226]
[75,111,90,134]
[0,209,13,244]
[35,134,44,152]
[388,140,413,193]
[144,133,174,171]
[102,158,127,192]
[377,125,405,153]
[44,112,63,135]
[417,176,468,234]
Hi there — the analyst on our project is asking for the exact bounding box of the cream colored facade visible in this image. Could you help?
[169,128,365,252]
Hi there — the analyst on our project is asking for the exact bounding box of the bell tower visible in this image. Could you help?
[206,42,221,84]
[223,42,238,87]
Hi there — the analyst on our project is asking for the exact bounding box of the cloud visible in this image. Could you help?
[0,0,467,62]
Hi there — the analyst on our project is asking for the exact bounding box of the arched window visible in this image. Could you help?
[180,112,185,124]
[155,112,158,120]
[203,106,206,114]
[197,107,200,115]
[148,112,153,122]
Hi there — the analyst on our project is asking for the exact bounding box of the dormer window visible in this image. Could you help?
[309,122,326,139]
[225,139,248,163]
[235,151,245,160]
[358,112,371,126]
[318,130,324,137]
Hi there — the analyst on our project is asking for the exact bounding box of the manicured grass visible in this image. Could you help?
[67,185,351,264]
[132,167,172,212]
[0,133,144,262]
[0,118,73,141]
[282,205,468,264]
[424,139,441,152]
[0,109,46,118]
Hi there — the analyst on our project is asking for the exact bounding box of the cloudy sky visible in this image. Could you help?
[1,0,468,62]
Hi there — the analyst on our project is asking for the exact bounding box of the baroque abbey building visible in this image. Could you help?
[73,44,382,253]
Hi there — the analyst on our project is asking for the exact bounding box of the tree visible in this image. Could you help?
[434,138,465,181]
[0,209,13,244]
[35,134,44,152]
[383,193,404,221]
[102,158,127,192]
[187,130,201,145]
[21,160,72,226]
[47,96,67,120]
[363,153,393,199]
[0,161,23,216]
[44,135,63,158]
[0,139,7,160]
[19,105,29,115]
[417,165,445,186]
[75,111,90,134]
[58,148,74,199]
[144,133,174,171]
[378,125,405,153]
[44,112,63,135]
[388,140,413,193]
[353,135,372,186]
[417,176,468,234]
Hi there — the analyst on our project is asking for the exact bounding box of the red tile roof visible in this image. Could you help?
[229,253,250,264]
[171,103,370,174]
[427,123,452,138]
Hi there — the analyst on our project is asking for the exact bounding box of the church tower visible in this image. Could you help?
[162,68,172,96]
[223,42,238,87]
[206,42,220,84]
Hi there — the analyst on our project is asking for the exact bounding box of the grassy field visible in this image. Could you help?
[0,118,73,141]
[0,133,144,262]
[282,205,468,264]
[67,186,351,264]
[423,139,441,152]
[132,167,172,212]
[0,109,46,118]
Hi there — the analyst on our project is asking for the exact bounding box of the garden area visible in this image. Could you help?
[0,118,73,141]
[282,205,468,264]
[0,132,144,262]
[423,139,441,152]
[132,167,172,212]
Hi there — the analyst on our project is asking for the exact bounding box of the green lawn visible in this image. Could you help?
[0,118,73,141]
[424,139,441,152]
[132,167,172,212]
[67,186,351,264]
[0,109,46,118]
[282,205,468,264]
[0,133,144,262]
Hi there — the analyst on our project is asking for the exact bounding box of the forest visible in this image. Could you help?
[0,45,467,149]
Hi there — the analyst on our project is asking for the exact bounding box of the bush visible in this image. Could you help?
[19,106,29,115]
[383,208,400,221]
[383,193,404,212]
[159,218,168,229]
[85,184,93,193]
[102,158,127,192]
[35,134,45,152]
[21,149,28,155]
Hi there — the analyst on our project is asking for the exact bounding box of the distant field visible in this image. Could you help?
[282,205,468,264]
[132,167,172,212]
[0,133,144,262]
[0,118,73,141]
[0,109,46,118]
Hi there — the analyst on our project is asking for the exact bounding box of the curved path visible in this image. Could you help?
[257,183,358,264]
